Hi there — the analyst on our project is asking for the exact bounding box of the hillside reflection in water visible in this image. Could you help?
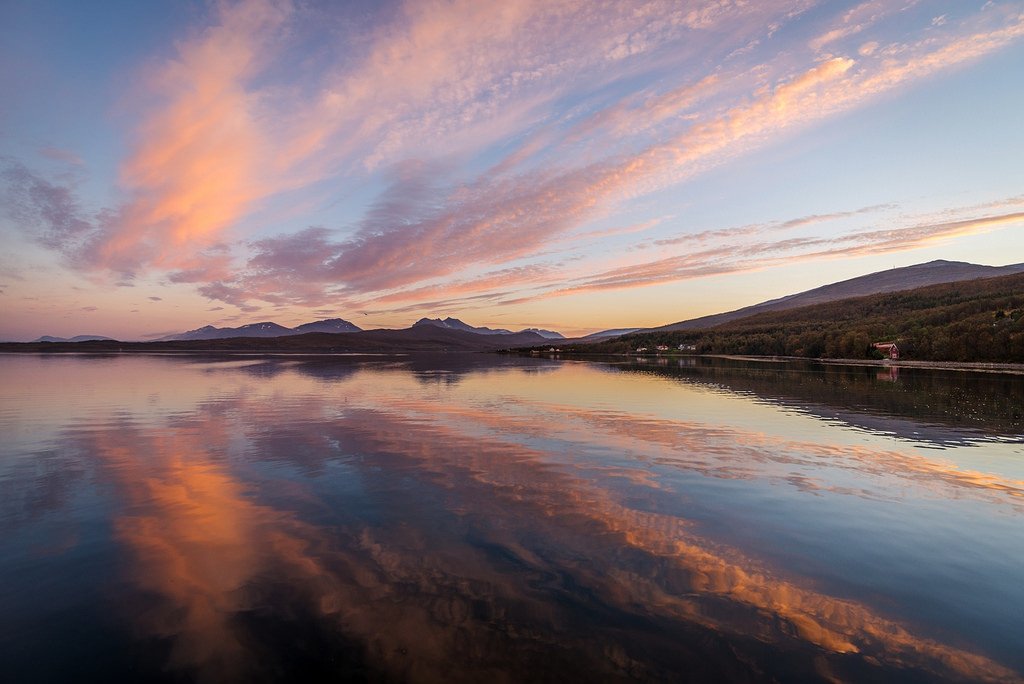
[1,354,1022,683]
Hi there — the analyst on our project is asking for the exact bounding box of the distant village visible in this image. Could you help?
[628,341,898,358]
[536,340,902,361]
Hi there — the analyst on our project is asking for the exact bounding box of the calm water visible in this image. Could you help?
[1,354,1022,683]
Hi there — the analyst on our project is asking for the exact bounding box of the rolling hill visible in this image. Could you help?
[650,260,1024,332]
[545,271,1024,363]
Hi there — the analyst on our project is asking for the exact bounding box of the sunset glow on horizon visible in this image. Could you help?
[2,0,1023,341]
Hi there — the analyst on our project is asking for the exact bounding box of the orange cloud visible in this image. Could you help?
[808,0,918,53]
[92,0,292,274]
[10,1,1023,317]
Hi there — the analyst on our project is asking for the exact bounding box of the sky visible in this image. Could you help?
[1,0,1022,341]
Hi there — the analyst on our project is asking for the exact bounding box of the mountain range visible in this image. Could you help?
[21,260,1023,350]
[413,317,564,339]
[157,318,363,341]
[149,316,565,342]
[8,325,551,353]
[31,334,114,343]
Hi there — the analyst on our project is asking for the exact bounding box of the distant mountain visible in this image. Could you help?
[577,328,641,340]
[413,318,567,338]
[32,335,114,343]
[651,260,1024,332]
[156,316,555,342]
[413,317,513,335]
[159,322,294,341]
[518,328,565,339]
[292,318,362,334]
[158,318,361,341]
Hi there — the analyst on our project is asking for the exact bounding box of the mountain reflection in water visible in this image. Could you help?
[1,354,1022,683]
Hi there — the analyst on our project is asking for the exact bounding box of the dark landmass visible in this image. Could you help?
[0,326,548,354]
[651,259,1024,332]
[526,271,1024,363]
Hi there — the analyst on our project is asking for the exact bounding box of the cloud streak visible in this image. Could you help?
[539,207,1024,298]
[4,1,1023,327]
[95,0,292,275]
[207,5,1023,310]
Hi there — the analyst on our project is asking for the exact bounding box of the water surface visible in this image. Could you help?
[1,354,1022,682]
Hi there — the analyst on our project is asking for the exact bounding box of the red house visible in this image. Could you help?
[873,342,900,360]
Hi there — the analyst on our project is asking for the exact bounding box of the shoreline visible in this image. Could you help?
[530,351,1024,375]
[710,354,1024,375]
[4,347,1024,375]
[814,357,1024,375]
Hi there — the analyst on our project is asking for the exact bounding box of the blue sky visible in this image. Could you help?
[2,0,1023,340]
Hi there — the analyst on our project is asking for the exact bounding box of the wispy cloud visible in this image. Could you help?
[92,0,292,275]
[39,147,84,166]
[1,161,94,250]
[540,207,1024,298]
[211,6,1023,311]
[4,1,1023,323]
[808,0,920,53]
[654,203,896,248]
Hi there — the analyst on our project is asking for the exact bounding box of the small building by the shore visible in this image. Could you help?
[873,341,900,360]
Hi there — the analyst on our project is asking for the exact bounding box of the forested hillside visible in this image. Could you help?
[560,272,1024,362]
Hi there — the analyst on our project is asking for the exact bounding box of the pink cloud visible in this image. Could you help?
[208,52,864,307]
[89,0,292,275]
[202,6,1021,309]
[362,264,556,309]
[7,1,1024,320]
[808,0,919,53]
[280,0,783,176]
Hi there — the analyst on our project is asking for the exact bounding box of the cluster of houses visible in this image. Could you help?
[535,339,901,360]
[630,341,900,359]
[634,343,697,354]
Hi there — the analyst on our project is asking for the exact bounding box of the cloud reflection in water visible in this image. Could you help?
[3,355,1022,682]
